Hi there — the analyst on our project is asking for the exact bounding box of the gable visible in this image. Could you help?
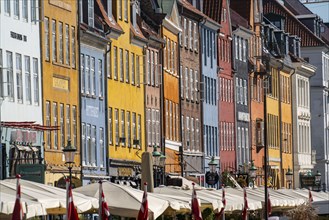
[169,1,181,29]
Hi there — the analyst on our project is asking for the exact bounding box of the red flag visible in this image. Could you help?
[191,183,203,220]
[309,188,313,203]
[66,179,79,220]
[216,185,226,218]
[268,191,272,216]
[138,182,148,220]
[12,174,24,220]
[99,181,110,220]
[242,188,249,220]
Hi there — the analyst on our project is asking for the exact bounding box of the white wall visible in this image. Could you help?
[0,0,42,123]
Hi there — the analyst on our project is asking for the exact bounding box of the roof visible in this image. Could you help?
[230,9,249,29]
[95,0,123,34]
[263,0,325,47]
[178,0,220,28]
[229,0,251,22]
[203,0,222,23]
[283,0,329,45]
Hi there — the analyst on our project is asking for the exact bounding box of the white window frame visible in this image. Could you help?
[65,24,70,65]
[98,59,103,97]
[52,20,57,62]
[45,17,50,61]
[33,58,39,105]
[25,56,31,104]
[59,22,63,64]
[100,127,104,167]
[91,57,96,95]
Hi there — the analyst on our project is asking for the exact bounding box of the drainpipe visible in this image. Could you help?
[178,31,184,177]
[77,0,82,183]
[104,42,111,179]
[290,67,296,188]
[277,60,284,189]
[199,17,206,174]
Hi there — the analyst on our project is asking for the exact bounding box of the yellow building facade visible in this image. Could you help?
[266,63,293,189]
[108,0,146,182]
[160,2,182,175]
[41,0,80,187]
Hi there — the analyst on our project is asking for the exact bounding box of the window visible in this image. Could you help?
[91,125,96,166]
[121,110,125,145]
[194,22,198,51]
[169,101,172,139]
[235,36,238,60]
[184,18,187,47]
[46,101,51,149]
[146,50,150,84]
[125,50,129,83]
[91,57,95,95]
[22,0,28,20]
[114,46,118,80]
[108,107,113,144]
[100,127,104,167]
[86,124,91,165]
[88,0,94,27]
[98,59,103,97]
[188,20,192,49]
[243,39,247,62]
[81,54,85,93]
[53,102,58,149]
[65,24,70,65]
[45,17,50,61]
[25,56,31,104]
[151,51,154,85]
[52,20,57,62]
[115,109,119,145]
[180,65,184,98]
[136,55,140,86]
[60,103,65,149]
[16,54,23,103]
[131,53,135,85]
[152,109,155,145]
[155,52,158,86]
[85,55,90,94]
[138,114,141,148]
[33,58,39,105]
[164,36,167,69]
[14,0,19,18]
[147,109,151,146]
[72,106,77,147]
[244,79,247,105]
[59,22,63,64]
[124,0,128,21]
[186,117,190,149]
[71,26,76,68]
[127,111,131,147]
[66,105,71,141]
[132,112,136,146]
[107,49,111,78]
[81,123,86,165]
[156,110,160,146]
[185,67,189,99]
[120,48,123,82]
[31,0,37,22]
[5,0,10,15]
[190,69,194,101]
[118,0,122,20]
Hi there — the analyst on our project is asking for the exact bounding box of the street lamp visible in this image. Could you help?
[285,167,293,189]
[249,160,257,188]
[315,170,321,191]
[152,146,161,187]
[208,156,218,173]
[63,140,77,187]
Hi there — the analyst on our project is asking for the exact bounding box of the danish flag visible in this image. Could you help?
[12,174,24,220]
[242,188,249,220]
[66,179,79,220]
[216,185,226,218]
[191,183,203,220]
[268,191,272,216]
[138,182,149,220]
[99,181,110,220]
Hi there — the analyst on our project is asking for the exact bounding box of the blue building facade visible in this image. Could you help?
[79,0,110,185]
[201,20,220,188]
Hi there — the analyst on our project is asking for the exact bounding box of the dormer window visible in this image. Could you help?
[88,0,94,27]
[295,38,301,58]
[284,33,289,56]
[289,36,296,55]
[131,0,139,29]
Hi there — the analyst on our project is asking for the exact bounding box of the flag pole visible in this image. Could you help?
[99,180,102,220]
[66,178,69,220]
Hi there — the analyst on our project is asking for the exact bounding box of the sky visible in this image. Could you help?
[304,2,329,22]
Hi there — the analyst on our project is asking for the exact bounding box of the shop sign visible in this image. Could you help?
[17,164,45,183]
[205,171,219,185]
[118,167,133,176]
[300,176,316,188]
[11,130,37,143]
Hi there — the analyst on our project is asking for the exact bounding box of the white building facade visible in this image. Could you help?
[0,0,43,179]
[292,62,316,188]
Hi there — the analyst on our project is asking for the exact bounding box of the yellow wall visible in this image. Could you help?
[108,0,145,162]
[42,1,80,169]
